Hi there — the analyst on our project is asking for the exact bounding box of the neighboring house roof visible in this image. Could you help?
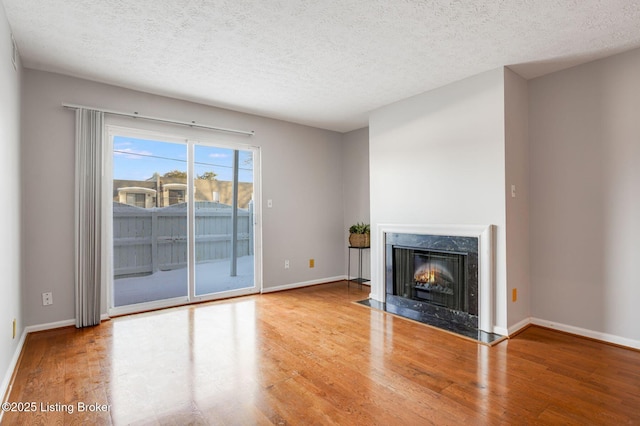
[117,187,157,194]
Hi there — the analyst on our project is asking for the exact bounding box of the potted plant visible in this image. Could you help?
[348,222,370,247]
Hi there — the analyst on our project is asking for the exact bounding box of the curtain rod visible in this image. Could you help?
[62,103,255,136]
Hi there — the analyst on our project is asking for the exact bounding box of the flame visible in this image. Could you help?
[415,268,438,284]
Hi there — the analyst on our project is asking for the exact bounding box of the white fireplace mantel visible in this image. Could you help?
[371,223,496,333]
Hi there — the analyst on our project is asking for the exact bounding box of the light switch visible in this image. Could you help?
[511,185,516,198]
[267,199,273,208]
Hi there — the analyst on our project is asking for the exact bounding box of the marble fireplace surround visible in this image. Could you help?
[373,224,496,333]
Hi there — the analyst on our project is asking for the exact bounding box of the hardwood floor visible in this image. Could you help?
[2,281,639,425]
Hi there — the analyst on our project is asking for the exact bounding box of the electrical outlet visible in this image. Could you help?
[284,260,290,269]
[12,318,16,339]
[42,292,53,306]
[309,258,315,268]
[512,288,517,302]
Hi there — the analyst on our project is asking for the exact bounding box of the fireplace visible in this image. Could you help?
[385,232,479,330]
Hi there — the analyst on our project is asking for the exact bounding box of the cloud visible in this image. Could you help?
[208,153,228,159]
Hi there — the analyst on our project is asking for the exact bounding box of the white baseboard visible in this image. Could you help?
[261,276,346,294]
[24,315,110,333]
[494,320,529,336]
[505,317,531,336]
[487,317,640,351]
[531,318,640,350]
[24,319,75,334]
[1,329,28,405]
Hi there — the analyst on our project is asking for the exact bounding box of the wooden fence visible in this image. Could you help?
[113,201,253,278]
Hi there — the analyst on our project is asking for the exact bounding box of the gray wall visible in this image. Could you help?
[529,47,640,342]
[369,68,510,331]
[21,69,346,327]
[504,68,531,328]
[341,127,370,280]
[0,3,22,397]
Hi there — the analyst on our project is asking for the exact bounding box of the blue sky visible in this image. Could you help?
[113,136,253,182]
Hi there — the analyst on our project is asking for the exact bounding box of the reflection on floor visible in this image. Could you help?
[114,255,254,306]
[356,298,505,345]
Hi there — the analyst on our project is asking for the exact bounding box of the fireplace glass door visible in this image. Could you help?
[393,247,467,313]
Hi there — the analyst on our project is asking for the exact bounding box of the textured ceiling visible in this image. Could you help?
[3,0,640,132]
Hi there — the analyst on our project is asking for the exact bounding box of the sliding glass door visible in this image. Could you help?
[107,127,260,315]
[194,146,255,297]
[111,136,188,308]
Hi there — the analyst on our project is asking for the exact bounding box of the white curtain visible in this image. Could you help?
[74,108,104,327]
